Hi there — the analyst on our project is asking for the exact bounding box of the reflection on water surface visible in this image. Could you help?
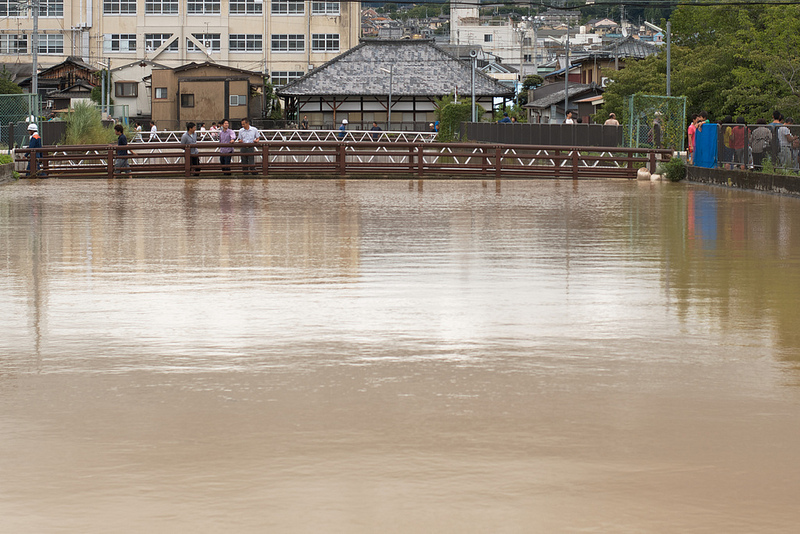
[1,179,800,532]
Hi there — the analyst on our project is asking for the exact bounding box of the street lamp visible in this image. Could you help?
[379,65,393,130]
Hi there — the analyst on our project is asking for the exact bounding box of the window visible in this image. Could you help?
[271,71,304,87]
[484,34,492,42]
[145,34,178,52]
[230,0,261,14]
[0,34,27,54]
[155,87,168,99]
[272,0,304,15]
[229,95,247,106]
[188,34,221,52]
[187,0,219,14]
[38,34,63,54]
[271,34,304,52]
[181,94,194,107]
[115,82,138,97]
[311,33,339,52]
[523,37,531,46]
[230,34,262,52]
[0,0,22,16]
[145,0,178,14]
[103,0,136,14]
[311,1,339,15]
[39,0,63,17]
[523,54,532,63]
[104,34,137,52]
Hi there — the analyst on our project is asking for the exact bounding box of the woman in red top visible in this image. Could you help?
[687,114,699,164]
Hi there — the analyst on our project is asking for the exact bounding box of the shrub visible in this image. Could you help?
[62,101,118,145]
[658,156,686,182]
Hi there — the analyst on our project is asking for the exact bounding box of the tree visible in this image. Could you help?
[0,66,22,94]
[516,75,544,106]
[599,2,800,123]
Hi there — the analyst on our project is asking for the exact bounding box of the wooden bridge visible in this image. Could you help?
[15,135,671,180]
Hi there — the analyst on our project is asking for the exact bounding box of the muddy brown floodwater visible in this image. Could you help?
[1,178,800,533]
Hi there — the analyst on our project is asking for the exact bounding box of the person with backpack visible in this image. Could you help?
[750,118,772,171]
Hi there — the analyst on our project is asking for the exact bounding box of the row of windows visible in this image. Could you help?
[0,32,338,54]
[0,0,63,17]
[0,34,63,54]
[112,0,339,16]
[0,0,339,16]
[104,32,339,52]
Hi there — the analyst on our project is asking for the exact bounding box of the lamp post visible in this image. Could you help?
[379,65,393,130]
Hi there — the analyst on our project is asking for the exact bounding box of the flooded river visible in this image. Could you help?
[1,178,799,532]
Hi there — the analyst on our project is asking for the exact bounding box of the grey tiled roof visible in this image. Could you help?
[277,39,514,98]
[600,35,660,59]
[525,83,597,109]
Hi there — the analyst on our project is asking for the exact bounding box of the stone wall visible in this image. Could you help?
[687,166,800,196]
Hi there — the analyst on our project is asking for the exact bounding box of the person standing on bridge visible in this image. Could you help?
[604,112,619,126]
[113,124,136,175]
[236,118,259,175]
[218,119,235,175]
[370,121,382,141]
[338,119,348,140]
[180,122,200,176]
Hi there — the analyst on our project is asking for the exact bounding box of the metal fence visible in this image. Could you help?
[0,93,39,149]
[464,122,623,147]
[716,122,799,171]
[625,94,687,151]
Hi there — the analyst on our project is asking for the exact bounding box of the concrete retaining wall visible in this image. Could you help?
[0,162,14,184]
[687,166,800,197]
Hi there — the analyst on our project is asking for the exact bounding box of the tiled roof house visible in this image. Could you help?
[277,39,515,130]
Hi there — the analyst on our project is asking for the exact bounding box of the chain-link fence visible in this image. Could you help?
[0,93,39,149]
[624,94,686,151]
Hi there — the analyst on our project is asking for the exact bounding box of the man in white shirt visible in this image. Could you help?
[236,118,259,175]
[564,111,575,124]
[778,117,796,169]
[149,120,158,142]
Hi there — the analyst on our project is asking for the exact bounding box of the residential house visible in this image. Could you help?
[151,62,264,130]
[524,82,603,124]
[110,60,170,121]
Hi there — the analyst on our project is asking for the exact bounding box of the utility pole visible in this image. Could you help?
[563,22,569,123]
[31,0,39,118]
[666,21,671,96]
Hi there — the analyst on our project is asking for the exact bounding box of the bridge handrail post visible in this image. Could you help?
[184,145,191,177]
[261,143,269,177]
[495,147,502,179]
[338,143,346,176]
[107,147,114,179]
[572,150,579,179]
[417,144,424,178]
[649,151,657,173]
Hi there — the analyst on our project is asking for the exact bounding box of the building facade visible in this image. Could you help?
[0,0,360,87]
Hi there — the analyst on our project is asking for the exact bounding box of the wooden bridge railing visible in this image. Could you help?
[15,141,672,180]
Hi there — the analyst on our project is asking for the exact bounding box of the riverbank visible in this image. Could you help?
[687,165,800,196]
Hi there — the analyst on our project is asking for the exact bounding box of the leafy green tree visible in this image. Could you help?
[600,2,800,123]
[517,74,544,106]
[0,66,22,94]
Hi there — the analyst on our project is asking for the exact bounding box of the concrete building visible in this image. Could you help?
[0,0,360,88]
